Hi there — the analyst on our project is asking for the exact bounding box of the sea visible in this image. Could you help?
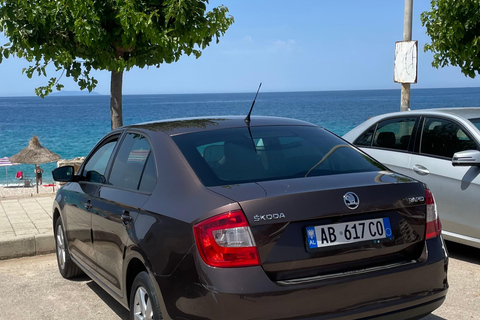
[1,87,480,186]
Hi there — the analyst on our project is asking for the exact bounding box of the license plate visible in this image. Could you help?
[306,218,393,249]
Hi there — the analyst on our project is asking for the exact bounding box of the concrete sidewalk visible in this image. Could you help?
[0,195,56,260]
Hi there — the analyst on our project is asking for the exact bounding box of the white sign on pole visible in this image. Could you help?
[394,40,418,83]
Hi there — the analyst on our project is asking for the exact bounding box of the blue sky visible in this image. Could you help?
[0,0,477,96]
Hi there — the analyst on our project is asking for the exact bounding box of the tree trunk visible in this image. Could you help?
[110,70,123,130]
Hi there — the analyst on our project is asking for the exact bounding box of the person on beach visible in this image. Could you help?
[35,165,44,185]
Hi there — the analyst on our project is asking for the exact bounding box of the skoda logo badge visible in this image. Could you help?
[344,192,359,210]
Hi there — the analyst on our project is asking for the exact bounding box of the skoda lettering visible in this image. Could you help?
[254,213,286,222]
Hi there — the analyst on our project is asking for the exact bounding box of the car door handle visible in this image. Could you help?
[121,211,133,224]
[84,200,92,210]
[413,164,430,176]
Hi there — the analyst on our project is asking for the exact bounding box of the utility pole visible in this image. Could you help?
[401,0,413,112]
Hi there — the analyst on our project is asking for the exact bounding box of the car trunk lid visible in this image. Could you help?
[208,171,427,281]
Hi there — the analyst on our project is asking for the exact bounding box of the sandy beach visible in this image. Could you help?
[0,184,57,199]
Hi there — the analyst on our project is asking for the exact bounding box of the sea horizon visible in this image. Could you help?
[1,85,479,98]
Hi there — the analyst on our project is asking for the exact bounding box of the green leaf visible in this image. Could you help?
[422,0,480,78]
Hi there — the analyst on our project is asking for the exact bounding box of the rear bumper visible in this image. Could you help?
[155,237,448,320]
[361,296,445,320]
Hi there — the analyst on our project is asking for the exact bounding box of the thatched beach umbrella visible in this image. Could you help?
[9,136,61,193]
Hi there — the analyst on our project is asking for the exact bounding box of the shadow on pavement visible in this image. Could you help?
[86,280,129,319]
[444,240,480,264]
[421,314,447,320]
[63,274,90,282]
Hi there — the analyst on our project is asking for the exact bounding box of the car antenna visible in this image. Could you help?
[245,82,262,125]
[245,83,262,153]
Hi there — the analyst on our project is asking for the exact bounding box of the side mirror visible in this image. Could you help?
[452,150,480,167]
[52,166,76,182]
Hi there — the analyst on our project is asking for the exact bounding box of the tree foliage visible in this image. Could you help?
[0,0,234,128]
[421,0,480,78]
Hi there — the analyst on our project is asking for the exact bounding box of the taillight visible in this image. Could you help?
[194,210,260,268]
[425,188,442,240]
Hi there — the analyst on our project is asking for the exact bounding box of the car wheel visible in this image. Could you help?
[54,217,84,279]
[130,271,163,320]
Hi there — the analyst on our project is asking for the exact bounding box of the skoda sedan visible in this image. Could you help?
[52,116,448,320]
[344,108,480,249]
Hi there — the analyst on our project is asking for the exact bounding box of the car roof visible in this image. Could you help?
[123,116,316,136]
[375,107,480,120]
[420,107,480,119]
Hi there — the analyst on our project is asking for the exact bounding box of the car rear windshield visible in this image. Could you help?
[172,125,385,187]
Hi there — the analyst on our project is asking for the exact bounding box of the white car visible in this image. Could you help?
[344,108,480,248]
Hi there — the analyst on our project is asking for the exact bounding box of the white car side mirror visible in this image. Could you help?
[452,150,480,167]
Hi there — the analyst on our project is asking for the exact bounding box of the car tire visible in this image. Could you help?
[130,271,163,320]
[54,217,84,279]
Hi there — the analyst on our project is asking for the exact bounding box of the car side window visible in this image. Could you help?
[109,133,157,191]
[82,139,118,183]
[371,117,416,151]
[421,117,478,158]
[354,125,376,146]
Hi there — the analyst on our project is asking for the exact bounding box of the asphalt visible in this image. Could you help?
[0,195,56,260]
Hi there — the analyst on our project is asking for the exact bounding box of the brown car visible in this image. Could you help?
[52,116,448,320]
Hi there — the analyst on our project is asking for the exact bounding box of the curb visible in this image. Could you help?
[0,233,55,260]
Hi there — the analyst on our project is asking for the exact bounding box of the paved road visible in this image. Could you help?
[0,241,479,320]
[0,254,128,319]
[422,241,480,320]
